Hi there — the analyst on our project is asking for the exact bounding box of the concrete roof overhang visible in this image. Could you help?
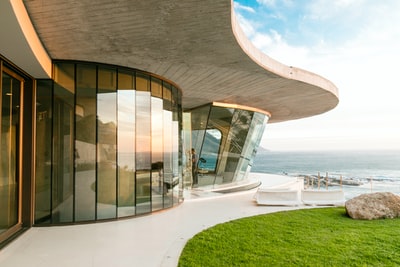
[1,0,338,123]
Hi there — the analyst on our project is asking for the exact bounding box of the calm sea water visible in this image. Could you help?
[252,150,400,199]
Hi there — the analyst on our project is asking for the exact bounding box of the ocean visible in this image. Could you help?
[252,150,400,199]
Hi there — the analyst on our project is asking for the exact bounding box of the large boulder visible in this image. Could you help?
[345,192,400,220]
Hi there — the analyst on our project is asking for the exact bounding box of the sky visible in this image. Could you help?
[233,0,400,151]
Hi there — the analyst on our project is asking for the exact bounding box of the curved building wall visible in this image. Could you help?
[189,104,269,187]
[34,61,183,224]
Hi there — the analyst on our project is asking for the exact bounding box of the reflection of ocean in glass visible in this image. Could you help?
[118,152,137,170]
[252,150,400,199]
[118,152,163,170]
[197,156,217,171]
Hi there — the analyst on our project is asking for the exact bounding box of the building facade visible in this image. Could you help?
[0,0,338,247]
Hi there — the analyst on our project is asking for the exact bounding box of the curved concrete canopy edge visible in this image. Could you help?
[1,0,339,123]
[0,0,51,78]
[230,3,339,100]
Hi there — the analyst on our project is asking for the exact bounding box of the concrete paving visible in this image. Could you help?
[0,174,303,267]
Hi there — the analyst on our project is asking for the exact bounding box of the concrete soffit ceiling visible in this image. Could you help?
[0,0,51,78]
[1,0,339,123]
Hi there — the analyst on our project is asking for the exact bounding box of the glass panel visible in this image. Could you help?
[117,71,136,217]
[162,83,173,207]
[201,106,234,186]
[0,72,20,233]
[234,112,266,181]
[53,62,74,94]
[190,105,211,187]
[151,77,162,98]
[75,64,96,221]
[97,67,117,220]
[151,97,163,211]
[163,83,172,102]
[182,113,192,189]
[163,109,173,208]
[118,71,135,90]
[171,120,180,205]
[136,72,150,92]
[171,86,181,205]
[221,110,253,184]
[201,129,221,171]
[52,63,75,223]
[35,80,52,224]
[136,91,151,214]
[247,113,269,172]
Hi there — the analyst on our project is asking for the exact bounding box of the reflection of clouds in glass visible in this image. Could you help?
[118,91,135,133]
[118,91,135,153]
[152,98,163,154]
[97,93,117,124]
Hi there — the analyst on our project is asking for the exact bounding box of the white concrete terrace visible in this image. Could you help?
[0,173,303,267]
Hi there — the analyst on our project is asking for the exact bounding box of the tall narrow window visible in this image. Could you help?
[97,67,117,220]
[52,63,75,223]
[35,80,52,224]
[0,70,21,236]
[135,73,151,214]
[117,71,136,217]
[75,64,97,221]
[151,94,164,211]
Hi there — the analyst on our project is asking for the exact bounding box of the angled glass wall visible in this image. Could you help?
[189,104,269,188]
[34,61,183,225]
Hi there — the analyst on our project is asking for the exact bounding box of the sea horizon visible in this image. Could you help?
[252,149,400,199]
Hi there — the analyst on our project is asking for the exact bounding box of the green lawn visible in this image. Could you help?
[179,207,400,266]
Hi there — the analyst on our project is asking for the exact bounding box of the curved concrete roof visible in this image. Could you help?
[3,0,338,123]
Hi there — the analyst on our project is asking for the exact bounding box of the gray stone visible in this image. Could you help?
[345,192,400,220]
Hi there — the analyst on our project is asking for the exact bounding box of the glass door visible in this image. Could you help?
[0,69,22,242]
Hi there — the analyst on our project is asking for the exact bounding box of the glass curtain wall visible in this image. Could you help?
[188,104,269,188]
[34,61,183,224]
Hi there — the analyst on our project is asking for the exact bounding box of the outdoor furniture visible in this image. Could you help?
[255,188,301,206]
[301,190,345,206]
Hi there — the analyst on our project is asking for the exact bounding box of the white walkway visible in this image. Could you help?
[0,174,302,267]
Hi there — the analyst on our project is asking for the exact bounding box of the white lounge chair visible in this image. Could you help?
[301,190,345,206]
[255,188,301,206]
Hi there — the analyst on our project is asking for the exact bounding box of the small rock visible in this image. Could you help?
[345,192,400,220]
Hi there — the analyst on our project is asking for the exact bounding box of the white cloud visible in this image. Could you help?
[234,0,400,151]
[306,0,365,20]
[233,2,256,13]
[235,13,257,38]
[256,0,276,7]
[256,0,294,8]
